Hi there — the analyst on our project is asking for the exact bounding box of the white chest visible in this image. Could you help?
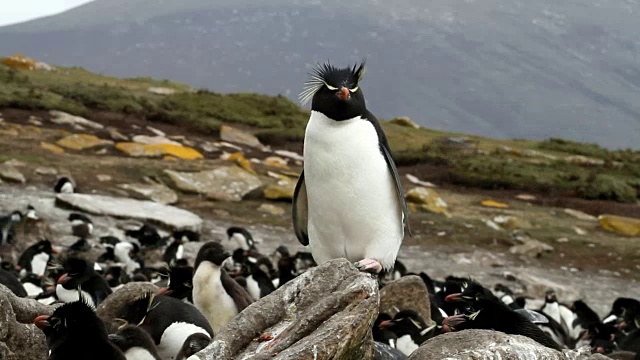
[124,347,157,360]
[30,252,49,277]
[157,322,209,360]
[192,262,239,334]
[302,111,403,267]
[55,284,95,308]
[23,282,43,297]
[396,334,419,356]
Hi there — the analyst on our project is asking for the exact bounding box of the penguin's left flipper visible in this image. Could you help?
[354,258,383,274]
[292,171,309,246]
[364,110,412,237]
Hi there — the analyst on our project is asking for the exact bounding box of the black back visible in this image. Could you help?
[44,300,126,360]
[17,239,53,273]
[109,325,162,360]
[0,268,27,297]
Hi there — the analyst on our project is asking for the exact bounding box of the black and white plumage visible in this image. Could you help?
[68,213,94,238]
[54,176,75,194]
[0,267,27,297]
[55,257,112,308]
[378,310,439,356]
[0,210,22,245]
[109,324,163,360]
[117,292,213,360]
[226,226,256,251]
[34,299,126,360]
[17,239,55,278]
[192,242,253,334]
[174,333,211,360]
[293,61,411,274]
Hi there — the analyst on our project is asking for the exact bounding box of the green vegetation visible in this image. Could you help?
[0,64,309,135]
[1,61,639,203]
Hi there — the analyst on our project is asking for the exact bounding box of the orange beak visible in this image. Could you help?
[33,315,50,329]
[156,287,173,296]
[57,273,69,285]
[336,87,350,101]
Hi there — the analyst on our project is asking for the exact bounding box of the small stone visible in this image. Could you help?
[481,200,509,208]
[56,134,114,150]
[3,159,26,167]
[35,166,58,175]
[146,126,165,137]
[220,125,264,148]
[49,110,104,129]
[147,87,176,95]
[274,149,304,161]
[27,118,43,126]
[573,226,587,235]
[95,148,108,155]
[200,142,219,153]
[516,194,536,201]
[106,127,129,141]
[40,142,65,154]
[564,208,597,221]
[0,163,26,183]
[406,174,437,188]
[405,187,448,215]
[263,177,296,200]
[97,175,112,182]
[263,156,289,168]
[556,237,569,243]
[132,135,182,146]
[257,203,285,216]
[222,152,256,175]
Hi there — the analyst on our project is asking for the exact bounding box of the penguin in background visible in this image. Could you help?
[109,324,163,360]
[293,61,411,274]
[54,176,76,194]
[17,239,56,278]
[55,257,112,308]
[68,213,94,239]
[0,210,23,245]
[192,242,253,334]
[226,226,257,251]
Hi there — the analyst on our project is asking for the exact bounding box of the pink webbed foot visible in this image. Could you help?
[354,258,383,274]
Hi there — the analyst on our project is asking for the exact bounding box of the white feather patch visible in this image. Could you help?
[157,322,209,360]
[124,347,157,360]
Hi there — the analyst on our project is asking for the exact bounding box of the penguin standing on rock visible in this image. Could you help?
[192,242,253,333]
[293,61,411,274]
[54,176,75,194]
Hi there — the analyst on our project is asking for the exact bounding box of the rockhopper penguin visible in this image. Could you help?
[293,61,411,274]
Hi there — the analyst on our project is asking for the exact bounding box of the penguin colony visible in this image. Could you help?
[0,62,638,360]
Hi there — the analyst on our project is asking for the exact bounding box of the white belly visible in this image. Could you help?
[303,111,404,269]
[124,347,157,360]
[157,322,209,360]
[23,282,43,297]
[55,284,95,308]
[192,262,239,334]
[31,252,49,277]
[396,334,419,355]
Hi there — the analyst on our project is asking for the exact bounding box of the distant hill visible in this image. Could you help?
[0,0,639,149]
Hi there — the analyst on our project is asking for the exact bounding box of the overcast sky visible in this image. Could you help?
[0,0,93,26]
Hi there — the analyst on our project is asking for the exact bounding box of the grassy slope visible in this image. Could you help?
[1,61,639,203]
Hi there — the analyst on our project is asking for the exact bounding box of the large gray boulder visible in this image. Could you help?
[191,259,379,360]
[379,275,431,324]
[408,329,598,360]
[164,166,262,202]
[0,284,55,360]
[96,282,160,333]
[55,193,202,231]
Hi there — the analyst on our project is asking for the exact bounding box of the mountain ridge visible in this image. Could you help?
[0,0,639,149]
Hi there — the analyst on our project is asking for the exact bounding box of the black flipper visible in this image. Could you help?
[292,171,310,246]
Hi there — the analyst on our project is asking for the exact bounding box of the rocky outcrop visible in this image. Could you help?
[40,141,65,154]
[131,135,182,146]
[408,329,595,360]
[55,193,203,231]
[0,163,26,183]
[220,125,264,148]
[118,182,178,205]
[390,116,420,129]
[0,284,53,360]
[263,175,296,201]
[379,275,431,324]
[192,259,378,360]
[165,166,262,202]
[49,110,104,129]
[56,134,114,150]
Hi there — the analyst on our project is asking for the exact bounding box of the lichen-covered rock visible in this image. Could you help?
[408,329,570,359]
[56,134,114,150]
[165,166,262,202]
[0,284,53,360]
[598,214,640,237]
[263,177,296,200]
[379,275,431,324]
[405,187,448,215]
[192,259,378,360]
[40,141,65,154]
[115,142,204,160]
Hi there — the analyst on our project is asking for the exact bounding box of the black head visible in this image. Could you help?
[57,257,94,289]
[227,226,255,250]
[275,245,290,257]
[195,242,230,268]
[444,279,498,305]
[54,176,75,193]
[117,291,156,326]
[68,212,92,224]
[108,324,157,353]
[9,210,23,222]
[299,61,367,121]
[165,265,194,299]
[100,236,121,247]
[544,289,558,303]
[379,310,428,337]
[34,299,106,349]
[31,239,54,255]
